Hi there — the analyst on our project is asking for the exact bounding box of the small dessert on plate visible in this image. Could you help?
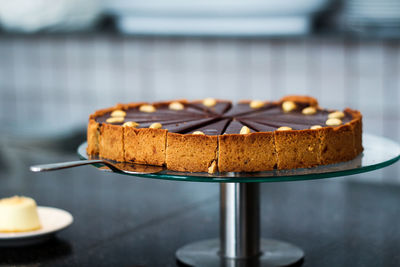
[0,196,41,233]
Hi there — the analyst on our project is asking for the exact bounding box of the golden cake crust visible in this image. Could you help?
[166,133,218,172]
[87,106,116,156]
[274,129,321,170]
[218,132,277,172]
[99,123,125,162]
[86,97,363,174]
[124,128,167,166]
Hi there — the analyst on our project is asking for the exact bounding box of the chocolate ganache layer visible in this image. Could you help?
[87,96,363,173]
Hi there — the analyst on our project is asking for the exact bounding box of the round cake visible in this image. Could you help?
[0,196,41,232]
[87,95,363,173]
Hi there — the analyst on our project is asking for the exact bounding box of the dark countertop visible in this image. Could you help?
[0,136,399,267]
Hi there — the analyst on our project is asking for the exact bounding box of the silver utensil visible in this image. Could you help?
[30,160,164,174]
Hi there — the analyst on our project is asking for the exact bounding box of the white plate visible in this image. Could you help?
[0,206,73,246]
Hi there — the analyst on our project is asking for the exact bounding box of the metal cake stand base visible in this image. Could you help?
[176,238,304,267]
[176,183,304,267]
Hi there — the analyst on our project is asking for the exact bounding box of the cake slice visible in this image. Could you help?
[87,106,118,156]
[274,128,322,169]
[124,127,167,166]
[239,119,322,169]
[218,120,277,172]
[319,123,356,165]
[124,117,213,166]
[165,119,230,172]
[347,108,363,156]
[99,123,125,162]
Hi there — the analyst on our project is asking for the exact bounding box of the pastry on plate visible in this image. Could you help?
[0,196,41,233]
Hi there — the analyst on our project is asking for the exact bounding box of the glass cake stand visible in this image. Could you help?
[78,133,400,267]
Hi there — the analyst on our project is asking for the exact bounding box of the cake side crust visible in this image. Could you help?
[319,108,362,165]
[87,118,100,155]
[124,128,167,166]
[319,123,355,165]
[86,106,117,156]
[274,129,321,169]
[218,132,277,172]
[99,123,125,162]
[166,133,218,172]
[346,108,363,156]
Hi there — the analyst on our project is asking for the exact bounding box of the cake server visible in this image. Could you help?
[30,160,164,174]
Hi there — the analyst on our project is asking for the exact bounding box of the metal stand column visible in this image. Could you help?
[176,183,304,267]
[220,182,260,259]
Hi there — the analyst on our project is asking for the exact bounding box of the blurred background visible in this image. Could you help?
[0,0,398,180]
[0,1,399,266]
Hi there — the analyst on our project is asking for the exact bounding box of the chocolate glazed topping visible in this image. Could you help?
[96,101,354,134]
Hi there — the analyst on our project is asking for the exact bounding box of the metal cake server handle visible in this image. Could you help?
[30,160,164,174]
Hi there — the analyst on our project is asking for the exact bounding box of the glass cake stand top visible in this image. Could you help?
[78,133,400,183]
[77,133,399,266]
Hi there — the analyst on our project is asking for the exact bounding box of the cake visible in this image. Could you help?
[87,96,363,173]
[0,196,41,233]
